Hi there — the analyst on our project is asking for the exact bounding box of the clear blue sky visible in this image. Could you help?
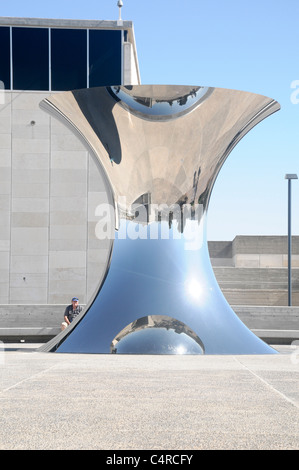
[2,0,299,240]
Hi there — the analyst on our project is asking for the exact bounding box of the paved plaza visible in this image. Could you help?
[0,343,298,450]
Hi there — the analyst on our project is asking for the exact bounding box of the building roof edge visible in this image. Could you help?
[0,16,133,29]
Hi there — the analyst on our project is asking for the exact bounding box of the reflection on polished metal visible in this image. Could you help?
[40,85,280,354]
[111,315,205,354]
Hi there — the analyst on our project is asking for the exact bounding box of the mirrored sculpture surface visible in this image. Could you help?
[39,85,280,354]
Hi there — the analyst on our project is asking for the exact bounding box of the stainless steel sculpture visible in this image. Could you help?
[40,85,280,354]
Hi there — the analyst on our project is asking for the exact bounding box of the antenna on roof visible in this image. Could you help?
[117,0,123,25]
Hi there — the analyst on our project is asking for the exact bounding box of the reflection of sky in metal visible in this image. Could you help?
[107,85,211,120]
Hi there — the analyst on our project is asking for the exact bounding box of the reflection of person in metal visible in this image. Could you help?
[61,297,83,331]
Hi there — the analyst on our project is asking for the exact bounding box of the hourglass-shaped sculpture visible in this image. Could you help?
[40,85,279,354]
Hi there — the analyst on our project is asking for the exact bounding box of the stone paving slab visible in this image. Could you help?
[0,344,298,450]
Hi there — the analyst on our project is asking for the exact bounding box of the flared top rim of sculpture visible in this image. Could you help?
[40,84,280,215]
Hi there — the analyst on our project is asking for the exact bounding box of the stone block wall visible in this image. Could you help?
[0,90,109,307]
[209,236,299,306]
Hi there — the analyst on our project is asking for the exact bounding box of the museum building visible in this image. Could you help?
[0,17,140,322]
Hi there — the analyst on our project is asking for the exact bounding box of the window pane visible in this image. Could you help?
[89,30,122,87]
[51,29,87,91]
[12,27,49,90]
[0,27,10,90]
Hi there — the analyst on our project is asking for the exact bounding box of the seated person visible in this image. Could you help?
[61,297,83,331]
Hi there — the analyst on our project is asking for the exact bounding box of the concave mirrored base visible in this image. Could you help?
[51,221,277,355]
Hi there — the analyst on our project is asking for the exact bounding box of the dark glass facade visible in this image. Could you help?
[0,27,10,89]
[89,30,122,87]
[51,29,87,91]
[0,26,123,91]
[13,27,49,90]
